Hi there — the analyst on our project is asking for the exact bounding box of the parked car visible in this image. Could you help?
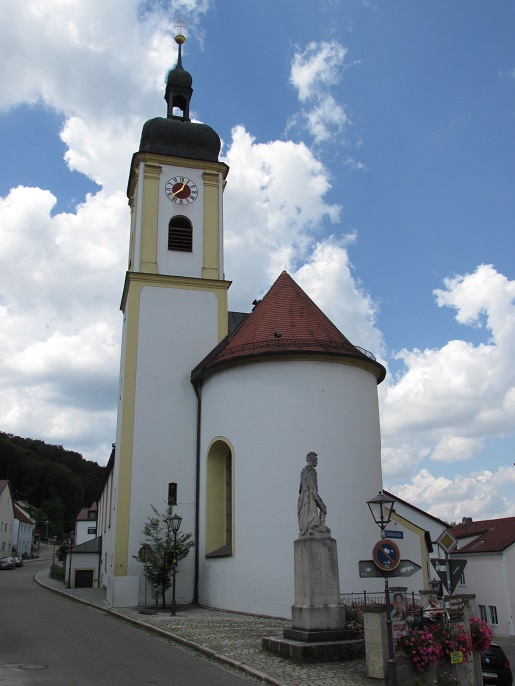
[482,643,513,686]
[0,556,16,570]
[13,555,23,567]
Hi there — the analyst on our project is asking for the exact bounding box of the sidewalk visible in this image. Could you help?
[35,571,381,686]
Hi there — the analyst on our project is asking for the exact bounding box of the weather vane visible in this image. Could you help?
[174,16,188,40]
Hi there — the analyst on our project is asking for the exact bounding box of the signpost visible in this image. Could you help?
[359,559,421,579]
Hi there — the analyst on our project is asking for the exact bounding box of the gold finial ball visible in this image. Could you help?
[175,33,186,46]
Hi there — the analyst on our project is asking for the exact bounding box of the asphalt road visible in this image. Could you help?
[0,556,257,685]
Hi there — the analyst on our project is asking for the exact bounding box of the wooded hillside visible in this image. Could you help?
[0,431,106,539]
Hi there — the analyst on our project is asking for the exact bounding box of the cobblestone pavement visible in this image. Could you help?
[36,571,382,686]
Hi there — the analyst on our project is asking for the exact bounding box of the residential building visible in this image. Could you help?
[13,503,35,557]
[75,502,98,546]
[0,480,15,554]
[451,516,515,637]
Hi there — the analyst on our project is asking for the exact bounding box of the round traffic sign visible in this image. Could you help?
[373,539,401,571]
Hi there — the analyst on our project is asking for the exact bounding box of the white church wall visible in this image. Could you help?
[198,358,384,618]
[111,284,221,606]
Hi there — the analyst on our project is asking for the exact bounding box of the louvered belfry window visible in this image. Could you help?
[168,216,192,252]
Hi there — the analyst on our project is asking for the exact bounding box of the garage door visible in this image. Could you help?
[74,570,94,588]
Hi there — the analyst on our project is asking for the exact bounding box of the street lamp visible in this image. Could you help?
[45,520,49,542]
[170,514,182,616]
[67,530,76,589]
[52,536,57,567]
[367,492,395,537]
[367,492,397,686]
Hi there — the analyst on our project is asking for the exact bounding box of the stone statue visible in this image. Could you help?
[297,452,330,536]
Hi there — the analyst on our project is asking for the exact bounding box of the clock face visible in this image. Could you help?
[165,176,198,205]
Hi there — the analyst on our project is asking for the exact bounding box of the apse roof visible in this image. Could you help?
[192,271,385,383]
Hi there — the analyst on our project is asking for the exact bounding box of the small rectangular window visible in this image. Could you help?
[168,483,177,506]
[489,606,498,625]
[87,527,96,535]
[478,604,488,622]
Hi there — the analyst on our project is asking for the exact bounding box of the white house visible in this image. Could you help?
[451,517,515,637]
[13,503,35,557]
[0,480,14,555]
[99,34,388,616]
[75,502,98,546]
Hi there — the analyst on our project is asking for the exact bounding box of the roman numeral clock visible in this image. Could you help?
[165,176,198,205]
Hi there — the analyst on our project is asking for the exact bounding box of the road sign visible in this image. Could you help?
[430,558,467,594]
[359,559,421,578]
[395,560,421,577]
[385,529,404,539]
[372,539,401,571]
[359,560,384,578]
[437,529,458,554]
[138,544,152,562]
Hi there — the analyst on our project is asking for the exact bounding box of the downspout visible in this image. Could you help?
[192,377,202,605]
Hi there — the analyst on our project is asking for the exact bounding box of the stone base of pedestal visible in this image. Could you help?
[262,635,364,663]
[291,536,345,632]
[284,627,351,642]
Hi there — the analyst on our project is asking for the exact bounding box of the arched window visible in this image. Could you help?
[205,439,233,557]
[168,216,192,252]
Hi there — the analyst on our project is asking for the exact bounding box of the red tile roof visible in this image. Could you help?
[451,517,515,554]
[14,505,33,524]
[194,271,385,382]
[76,502,97,521]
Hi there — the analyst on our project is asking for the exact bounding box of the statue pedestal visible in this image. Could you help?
[289,536,345,635]
[263,536,363,662]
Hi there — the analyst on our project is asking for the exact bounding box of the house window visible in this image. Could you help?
[168,483,177,506]
[168,216,192,252]
[458,571,466,585]
[205,438,233,558]
[87,527,96,535]
[478,605,488,622]
[88,510,96,520]
[489,606,499,625]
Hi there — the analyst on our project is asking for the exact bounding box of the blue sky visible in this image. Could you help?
[0,0,514,522]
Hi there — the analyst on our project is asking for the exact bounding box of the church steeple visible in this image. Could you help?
[165,33,193,121]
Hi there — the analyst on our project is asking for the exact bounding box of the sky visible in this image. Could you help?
[0,0,514,523]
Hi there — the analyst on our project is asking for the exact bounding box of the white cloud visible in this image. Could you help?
[288,41,351,145]
[381,265,515,482]
[391,467,515,522]
[290,41,348,102]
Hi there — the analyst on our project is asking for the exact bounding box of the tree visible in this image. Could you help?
[141,503,194,609]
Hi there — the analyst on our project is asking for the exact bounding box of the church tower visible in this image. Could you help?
[108,32,230,607]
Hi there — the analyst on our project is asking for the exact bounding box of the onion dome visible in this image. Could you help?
[138,32,221,162]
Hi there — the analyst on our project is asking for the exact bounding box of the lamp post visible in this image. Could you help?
[67,530,75,589]
[45,520,49,542]
[170,514,182,616]
[52,536,57,567]
[367,492,397,686]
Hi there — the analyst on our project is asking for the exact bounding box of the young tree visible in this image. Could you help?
[141,503,194,609]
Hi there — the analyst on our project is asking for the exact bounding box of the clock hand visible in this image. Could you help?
[173,181,187,196]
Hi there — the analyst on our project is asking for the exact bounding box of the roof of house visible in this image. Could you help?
[76,502,97,521]
[192,271,385,382]
[14,505,33,524]
[451,517,515,553]
[0,479,9,495]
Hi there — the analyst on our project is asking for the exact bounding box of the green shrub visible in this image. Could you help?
[50,563,65,581]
